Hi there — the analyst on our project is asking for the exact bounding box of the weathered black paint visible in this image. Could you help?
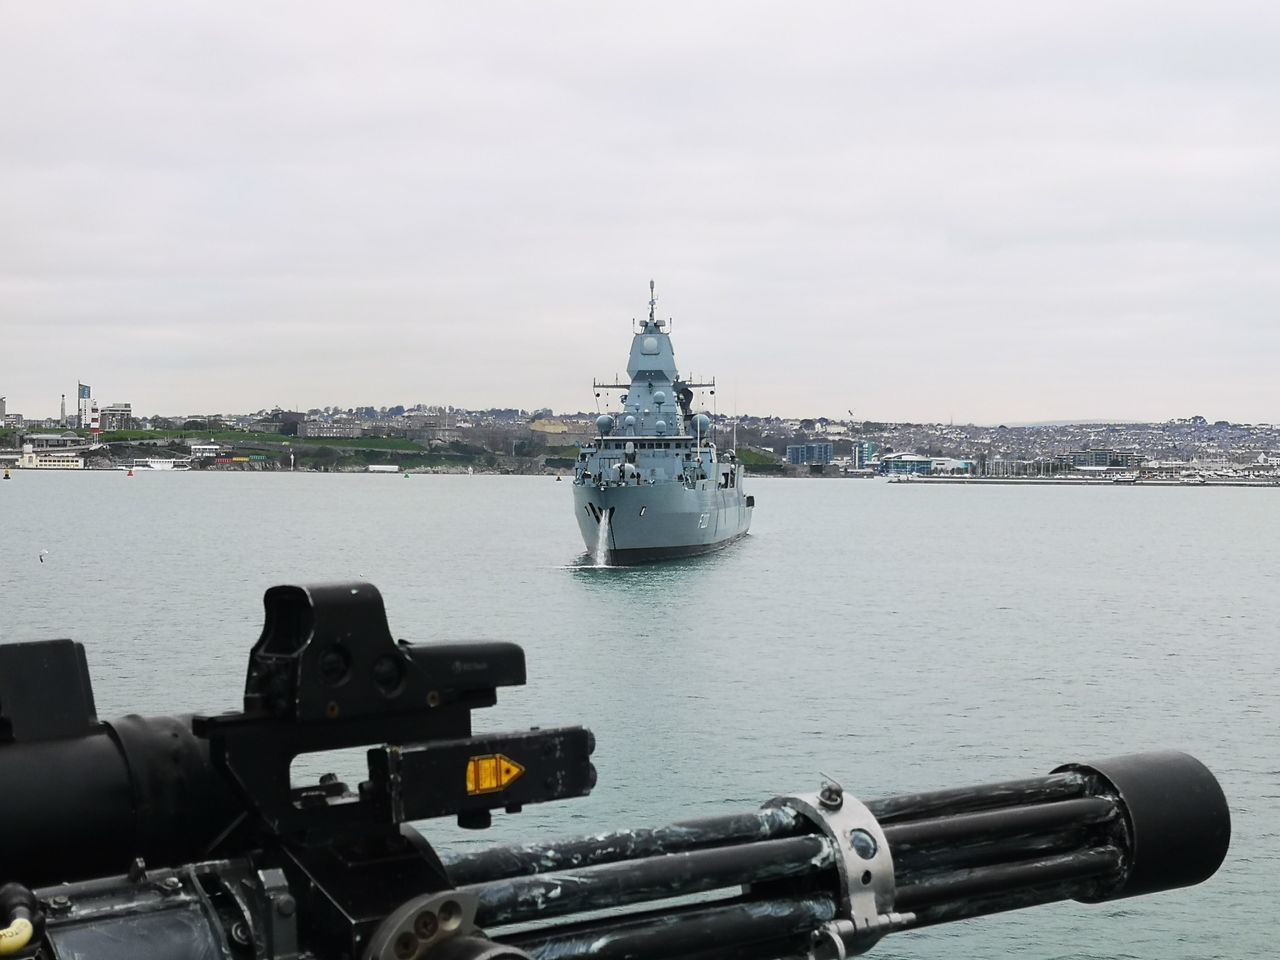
[868,771,1089,823]
[443,808,803,886]
[895,846,1124,912]
[505,895,837,960]
[883,797,1116,852]
[466,835,832,927]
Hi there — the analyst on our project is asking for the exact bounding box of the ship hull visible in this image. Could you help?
[573,480,752,564]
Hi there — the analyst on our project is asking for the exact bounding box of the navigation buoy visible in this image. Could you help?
[127,469,134,477]
[404,472,410,478]
[2,468,9,480]
[38,549,48,564]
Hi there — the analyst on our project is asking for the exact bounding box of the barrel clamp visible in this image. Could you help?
[768,779,914,957]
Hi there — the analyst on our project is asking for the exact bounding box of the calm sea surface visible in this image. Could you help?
[2,473,1276,958]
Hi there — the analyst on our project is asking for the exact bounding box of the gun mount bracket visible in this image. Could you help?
[767,790,912,955]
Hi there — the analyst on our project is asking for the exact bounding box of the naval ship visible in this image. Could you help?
[572,284,754,563]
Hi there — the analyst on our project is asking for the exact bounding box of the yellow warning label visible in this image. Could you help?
[466,754,525,795]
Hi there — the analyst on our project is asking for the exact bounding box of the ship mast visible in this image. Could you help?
[648,279,656,326]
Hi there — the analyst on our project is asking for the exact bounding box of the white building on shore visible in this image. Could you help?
[18,443,84,469]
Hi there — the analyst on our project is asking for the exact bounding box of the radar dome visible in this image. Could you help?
[691,413,711,435]
[653,390,666,405]
[596,414,615,435]
[655,420,667,435]
[624,415,636,428]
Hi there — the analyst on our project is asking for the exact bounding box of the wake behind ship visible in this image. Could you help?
[572,284,753,563]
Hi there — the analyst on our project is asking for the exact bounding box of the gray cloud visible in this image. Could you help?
[2,1,1278,422]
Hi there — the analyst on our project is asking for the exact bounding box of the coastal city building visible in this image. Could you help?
[529,417,594,446]
[403,409,462,443]
[100,402,134,432]
[76,382,93,429]
[878,452,933,475]
[297,420,363,439]
[851,441,879,470]
[22,432,83,450]
[18,443,84,469]
[252,410,306,434]
[786,442,834,465]
[1066,449,1146,469]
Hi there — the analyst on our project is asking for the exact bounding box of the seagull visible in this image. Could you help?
[38,549,49,563]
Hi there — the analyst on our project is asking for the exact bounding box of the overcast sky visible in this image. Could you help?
[2,2,1278,424]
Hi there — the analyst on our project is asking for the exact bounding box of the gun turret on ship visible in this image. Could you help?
[572,284,754,563]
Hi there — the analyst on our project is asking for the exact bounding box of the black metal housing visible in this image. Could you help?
[1054,750,1231,901]
[0,637,238,886]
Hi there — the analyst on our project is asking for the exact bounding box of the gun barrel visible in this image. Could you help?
[443,806,807,886]
[467,834,832,926]
[441,772,1094,885]
[442,750,1228,960]
[505,895,838,960]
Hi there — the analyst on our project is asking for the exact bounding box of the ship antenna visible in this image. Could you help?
[649,279,656,325]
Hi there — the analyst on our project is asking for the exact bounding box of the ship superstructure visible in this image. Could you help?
[572,284,753,563]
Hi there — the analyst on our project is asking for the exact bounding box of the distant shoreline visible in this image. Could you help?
[884,476,1279,488]
[6,466,1278,489]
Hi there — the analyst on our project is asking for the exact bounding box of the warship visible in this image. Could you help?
[572,283,754,563]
